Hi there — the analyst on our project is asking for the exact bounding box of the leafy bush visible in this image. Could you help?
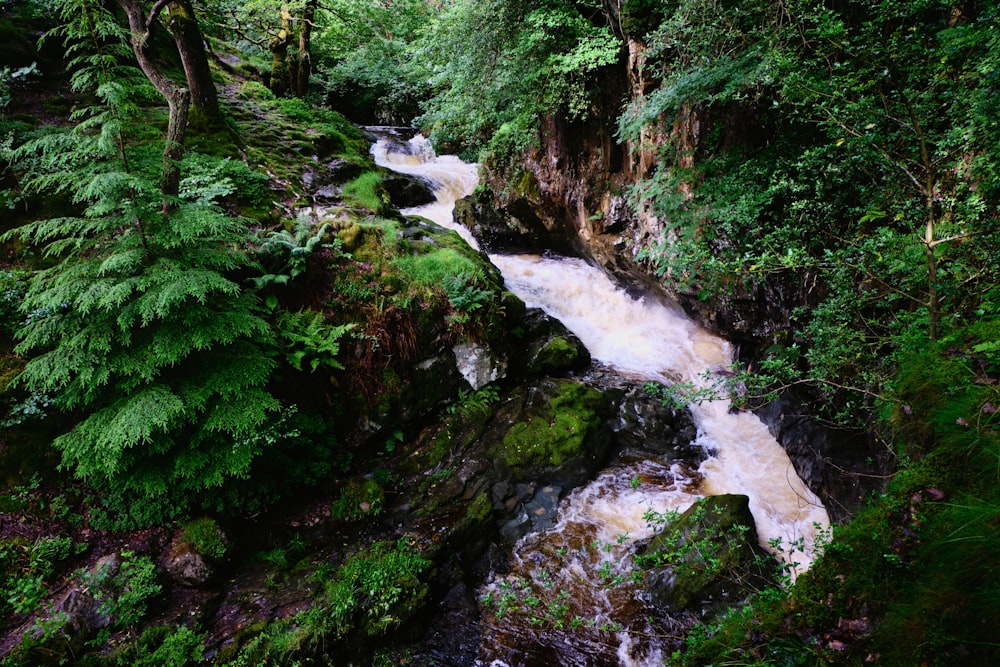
[130,625,206,667]
[222,539,430,664]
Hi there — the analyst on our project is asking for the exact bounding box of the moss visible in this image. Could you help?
[494,381,604,469]
[330,477,384,521]
[530,336,584,374]
[465,490,493,524]
[179,517,228,561]
[337,223,364,252]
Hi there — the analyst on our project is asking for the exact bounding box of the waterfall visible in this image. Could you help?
[370,132,830,666]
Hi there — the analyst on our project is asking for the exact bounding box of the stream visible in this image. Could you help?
[372,131,830,666]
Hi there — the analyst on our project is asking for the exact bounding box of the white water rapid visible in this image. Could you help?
[371,132,830,666]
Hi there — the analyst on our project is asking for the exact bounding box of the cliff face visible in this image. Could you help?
[474,38,887,521]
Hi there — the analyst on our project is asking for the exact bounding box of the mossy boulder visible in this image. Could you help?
[640,494,775,617]
[511,308,590,376]
[488,379,612,488]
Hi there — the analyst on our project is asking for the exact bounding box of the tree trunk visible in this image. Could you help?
[116,0,190,212]
[269,3,294,96]
[295,0,316,97]
[165,0,221,127]
[925,203,940,342]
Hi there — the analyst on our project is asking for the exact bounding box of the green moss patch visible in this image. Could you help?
[493,380,604,469]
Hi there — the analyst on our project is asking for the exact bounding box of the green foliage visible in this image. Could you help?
[678,316,1000,665]
[0,3,286,524]
[446,384,500,421]
[78,550,161,631]
[0,269,29,340]
[316,0,433,123]
[390,247,483,292]
[130,625,206,667]
[623,0,1000,429]
[0,535,75,616]
[341,171,387,211]
[222,539,430,664]
[254,218,344,306]
[275,309,354,372]
[443,271,493,326]
[417,0,621,159]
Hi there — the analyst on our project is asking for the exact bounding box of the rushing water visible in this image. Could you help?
[371,132,830,666]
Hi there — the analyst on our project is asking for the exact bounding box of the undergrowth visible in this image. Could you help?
[675,319,1000,666]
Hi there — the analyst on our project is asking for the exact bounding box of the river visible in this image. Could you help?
[372,131,830,666]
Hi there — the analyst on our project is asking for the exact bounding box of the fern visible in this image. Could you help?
[254,217,340,291]
[276,310,354,372]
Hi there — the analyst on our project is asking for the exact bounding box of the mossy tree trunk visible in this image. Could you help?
[295,0,316,97]
[164,0,222,128]
[268,2,294,96]
[116,0,190,213]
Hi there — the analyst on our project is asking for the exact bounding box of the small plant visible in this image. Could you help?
[77,550,162,631]
[275,309,354,372]
[179,518,228,561]
[443,271,492,326]
[254,218,342,300]
[446,385,500,420]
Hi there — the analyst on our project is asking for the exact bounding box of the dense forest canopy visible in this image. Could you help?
[1,0,999,664]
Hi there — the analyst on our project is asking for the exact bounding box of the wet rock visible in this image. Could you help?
[383,173,436,208]
[610,384,699,457]
[486,379,613,490]
[754,393,890,523]
[164,542,214,587]
[522,485,562,533]
[454,190,573,255]
[510,308,590,376]
[162,518,230,587]
[640,494,775,617]
[453,341,508,390]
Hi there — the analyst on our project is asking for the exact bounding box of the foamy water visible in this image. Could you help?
[371,132,830,665]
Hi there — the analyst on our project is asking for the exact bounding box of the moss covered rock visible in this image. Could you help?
[640,494,775,616]
[488,379,611,487]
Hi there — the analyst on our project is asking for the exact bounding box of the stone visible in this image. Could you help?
[640,494,775,617]
[164,542,214,587]
[453,341,507,390]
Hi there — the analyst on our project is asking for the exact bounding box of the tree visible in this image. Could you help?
[267,0,294,95]
[116,0,190,207]
[295,0,316,96]
[3,0,280,525]
[416,0,620,157]
[778,0,1000,341]
[162,0,223,125]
